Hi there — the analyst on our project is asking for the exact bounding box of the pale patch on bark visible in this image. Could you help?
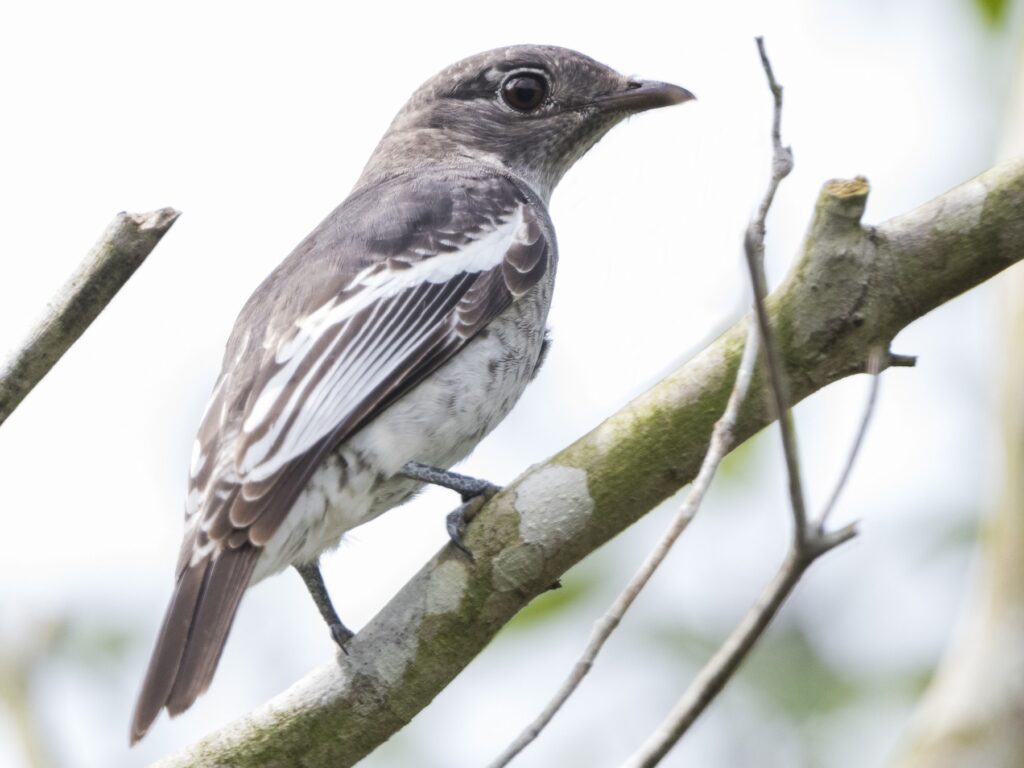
[491,543,545,592]
[514,464,593,555]
[426,559,469,615]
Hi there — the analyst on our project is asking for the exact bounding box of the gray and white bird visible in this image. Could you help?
[131,44,692,743]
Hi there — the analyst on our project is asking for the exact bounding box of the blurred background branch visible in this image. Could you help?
[893,9,1024,765]
[1,617,132,768]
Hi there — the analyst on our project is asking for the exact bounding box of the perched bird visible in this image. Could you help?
[131,44,692,743]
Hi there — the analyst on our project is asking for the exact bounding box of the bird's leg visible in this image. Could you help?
[400,461,500,499]
[294,561,354,649]
[400,461,501,558]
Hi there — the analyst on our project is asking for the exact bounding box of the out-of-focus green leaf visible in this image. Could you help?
[740,623,859,717]
[973,0,1012,27]
[647,621,719,660]
[715,429,768,487]
[646,617,933,721]
[51,621,134,665]
[912,512,979,562]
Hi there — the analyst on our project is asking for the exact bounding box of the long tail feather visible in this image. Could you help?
[130,546,260,744]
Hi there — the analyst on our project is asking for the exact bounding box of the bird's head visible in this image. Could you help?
[359,45,694,200]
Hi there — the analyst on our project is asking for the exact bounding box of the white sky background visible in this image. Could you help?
[0,0,1018,766]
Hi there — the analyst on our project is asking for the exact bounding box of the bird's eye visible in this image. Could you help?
[501,73,548,112]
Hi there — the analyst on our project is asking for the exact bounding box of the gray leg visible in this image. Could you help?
[294,561,354,648]
[401,461,501,558]
[401,461,500,500]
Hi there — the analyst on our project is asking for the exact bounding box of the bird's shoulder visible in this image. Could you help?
[223,168,553,365]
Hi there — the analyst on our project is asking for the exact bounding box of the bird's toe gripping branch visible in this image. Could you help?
[401,461,502,558]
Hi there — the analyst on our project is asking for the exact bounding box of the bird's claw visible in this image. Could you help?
[446,491,497,561]
[330,622,355,653]
[399,461,502,560]
[459,480,501,503]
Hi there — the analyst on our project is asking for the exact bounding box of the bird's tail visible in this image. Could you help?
[130,546,261,744]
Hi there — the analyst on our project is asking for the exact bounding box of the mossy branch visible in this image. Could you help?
[154,158,1024,768]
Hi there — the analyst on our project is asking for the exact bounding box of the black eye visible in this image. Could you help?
[501,73,548,112]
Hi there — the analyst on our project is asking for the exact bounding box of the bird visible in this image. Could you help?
[130,43,693,743]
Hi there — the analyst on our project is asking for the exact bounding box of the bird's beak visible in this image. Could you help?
[593,80,696,114]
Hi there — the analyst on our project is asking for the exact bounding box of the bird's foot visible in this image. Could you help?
[445,494,491,560]
[401,461,501,500]
[401,461,501,559]
[294,561,354,651]
[329,621,355,652]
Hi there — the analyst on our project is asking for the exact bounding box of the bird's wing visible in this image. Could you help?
[184,172,551,563]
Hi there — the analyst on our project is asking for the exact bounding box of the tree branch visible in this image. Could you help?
[153,158,1024,768]
[745,36,807,538]
[0,208,180,427]
[890,24,1024,766]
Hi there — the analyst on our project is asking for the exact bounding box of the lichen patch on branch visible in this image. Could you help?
[425,559,470,616]
[514,464,594,555]
[491,543,546,593]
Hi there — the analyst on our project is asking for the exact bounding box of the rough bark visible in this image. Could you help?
[155,160,1024,768]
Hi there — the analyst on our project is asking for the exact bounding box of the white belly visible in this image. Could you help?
[252,273,553,582]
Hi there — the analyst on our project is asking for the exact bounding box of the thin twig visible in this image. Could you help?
[815,347,884,531]
[489,318,761,768]
[625,555,803,768]
[623,38,874,767]
[625,366,870,765]
[0,208,180,427]
[745,36,806,539]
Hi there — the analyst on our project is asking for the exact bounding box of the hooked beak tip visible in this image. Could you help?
[596,80,696,113]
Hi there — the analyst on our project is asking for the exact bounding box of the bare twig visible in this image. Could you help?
[627,553,803,768]
[0,208,180,427]
[623,38,874,767]
[489,316,761,768]
[745,36,806,538]
[815,347,884,531]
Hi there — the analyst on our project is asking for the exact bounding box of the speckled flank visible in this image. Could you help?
[514,465,593,555]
